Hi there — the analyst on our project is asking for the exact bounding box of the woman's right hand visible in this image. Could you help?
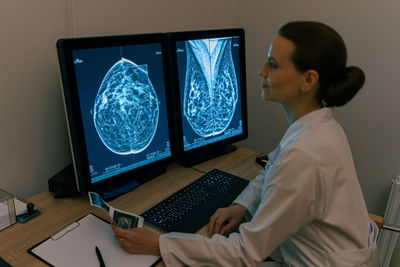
[208,204,248,237]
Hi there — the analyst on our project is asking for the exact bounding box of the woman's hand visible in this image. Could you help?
[208,204,248,237]
[111,223,161,255]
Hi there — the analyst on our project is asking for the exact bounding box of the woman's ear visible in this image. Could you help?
[301,70,319,94]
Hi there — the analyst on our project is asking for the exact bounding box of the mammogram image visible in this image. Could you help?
[113,210,139,229]
[89,191,110,213]
[93,58,159,155]
[183,37,238,137]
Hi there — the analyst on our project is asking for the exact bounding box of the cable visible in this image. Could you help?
[191,167,208,174]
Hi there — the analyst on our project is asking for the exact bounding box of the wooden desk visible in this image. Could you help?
[0,146,263,266]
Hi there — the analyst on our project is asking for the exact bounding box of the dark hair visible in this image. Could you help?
[278,21,365,107]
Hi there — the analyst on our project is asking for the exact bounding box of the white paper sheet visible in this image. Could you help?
[30,213,160,267]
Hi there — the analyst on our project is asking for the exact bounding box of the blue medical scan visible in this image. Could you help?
[72,43,171,183]
[93,59,159,155]
[176,37,243,151]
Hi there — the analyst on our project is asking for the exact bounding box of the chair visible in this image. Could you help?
[369,213,384,228]
[368,213,400,267]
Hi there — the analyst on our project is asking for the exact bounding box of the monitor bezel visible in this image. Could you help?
[56,33,174,196]
[167,28,248,167]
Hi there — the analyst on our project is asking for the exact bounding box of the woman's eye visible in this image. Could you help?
[271,64,277,69]
[268,61,278,69]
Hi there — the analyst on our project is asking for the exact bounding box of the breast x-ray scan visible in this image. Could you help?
[94,58,159,155]
[176,36,243,152]
[72,43,171,183]
[184,37,238,137]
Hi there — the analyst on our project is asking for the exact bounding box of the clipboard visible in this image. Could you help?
[28,213,161,267]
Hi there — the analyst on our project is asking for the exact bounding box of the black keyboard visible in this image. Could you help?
[141,169,249,233]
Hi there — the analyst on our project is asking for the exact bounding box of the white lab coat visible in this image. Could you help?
[159,108,378,266]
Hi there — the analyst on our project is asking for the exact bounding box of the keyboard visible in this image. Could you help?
[141,169,249,233]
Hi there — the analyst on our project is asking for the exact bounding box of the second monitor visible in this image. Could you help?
[168,28,248,167]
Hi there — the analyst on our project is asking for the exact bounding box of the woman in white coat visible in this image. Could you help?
[111,21,379,266]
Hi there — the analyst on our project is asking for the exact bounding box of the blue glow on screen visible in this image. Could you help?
[175,36,243,152]
[71,43,171,183]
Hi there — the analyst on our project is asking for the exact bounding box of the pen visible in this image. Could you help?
[95,246,106,267]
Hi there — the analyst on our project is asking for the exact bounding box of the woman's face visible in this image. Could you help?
[259,35,305,105]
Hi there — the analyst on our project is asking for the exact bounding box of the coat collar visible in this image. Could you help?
[279,107,333,149]
[266,108,333,170]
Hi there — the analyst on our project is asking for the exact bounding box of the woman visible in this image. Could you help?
[111,21,379,266]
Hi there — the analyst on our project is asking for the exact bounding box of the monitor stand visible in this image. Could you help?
[98,167,166,201]
[178,144,236,168]
[48,163,79,198]
[48,163,166,201]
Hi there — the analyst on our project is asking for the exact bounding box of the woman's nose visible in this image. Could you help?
[258,67,267,77]
[258,64,268,77]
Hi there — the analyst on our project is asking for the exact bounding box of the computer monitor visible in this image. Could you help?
[168,28,248,167]
[56,33,173,200]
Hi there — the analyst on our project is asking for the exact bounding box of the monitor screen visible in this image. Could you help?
[168,29,247,167]
[57,34,173,200]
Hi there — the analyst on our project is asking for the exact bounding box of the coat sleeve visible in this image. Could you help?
[159,148,322,267]
[233,170,267,216]
[234,146,281,217]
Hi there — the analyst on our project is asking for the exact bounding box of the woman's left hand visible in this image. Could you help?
[111,223,161,255]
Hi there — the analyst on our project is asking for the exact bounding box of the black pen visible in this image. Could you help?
[95,246,106,267]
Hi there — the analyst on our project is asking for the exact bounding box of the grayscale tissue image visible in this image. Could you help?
[183,37,238,137]
[93,58,159,155]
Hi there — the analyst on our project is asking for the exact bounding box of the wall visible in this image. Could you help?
[1,0,399,264]
[1,0,398,215]
[0,0,237,198]
[0,1,71,198]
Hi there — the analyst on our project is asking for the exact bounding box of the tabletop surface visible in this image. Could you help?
[0,146,263,266]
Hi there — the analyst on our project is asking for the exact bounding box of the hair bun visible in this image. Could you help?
[323,66,365,107]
